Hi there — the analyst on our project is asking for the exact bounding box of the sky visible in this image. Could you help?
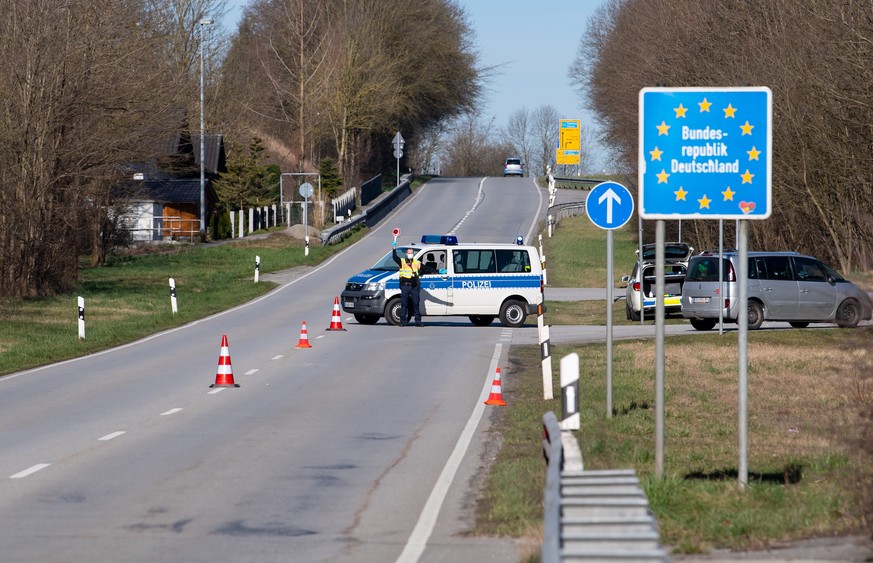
[221,0,608,168]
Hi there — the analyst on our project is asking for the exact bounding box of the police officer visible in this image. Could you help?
[392,243,422,326]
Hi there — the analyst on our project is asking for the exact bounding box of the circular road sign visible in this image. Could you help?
[299,182,314,198]
[392,228,401,237]
[585,181,634,230]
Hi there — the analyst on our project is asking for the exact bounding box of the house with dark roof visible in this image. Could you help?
[118,133,225,241]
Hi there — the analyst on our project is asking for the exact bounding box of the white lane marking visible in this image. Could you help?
[207,388,224,395]
[98,431,126,441]
[160,408,183,416]
[272,355,284,360]
[244,369,259,375]
[10,464,51,479]
[448,178,487,235]
[395,343,503,563]
[315,335,326,339]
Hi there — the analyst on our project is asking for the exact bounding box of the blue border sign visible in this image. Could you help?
[639,87,771,220]
[586,182,634,230]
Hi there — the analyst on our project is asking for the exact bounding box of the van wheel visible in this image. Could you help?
[789,321,809,329]
[836,298,861,328]
[627,303,641,322]
[748,301,764,330]
[469,315,495,327]
[385,298,403,326]
[354,313,380,325]
[499,300,527,328]
[689,318,716,331]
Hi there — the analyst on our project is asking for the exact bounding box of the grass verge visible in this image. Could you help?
[476,328,873,554]
[0,228,365,376]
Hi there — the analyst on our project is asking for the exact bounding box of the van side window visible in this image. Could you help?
[793,257,828,282]
[747,257,759,279]
[762,256,792,280]
[496,249,531,272]
[453,249,496,274]
[752,257,766,279]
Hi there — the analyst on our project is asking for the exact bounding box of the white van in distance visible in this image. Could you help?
[340,235,544,327]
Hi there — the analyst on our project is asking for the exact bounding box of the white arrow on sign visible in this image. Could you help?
[597,188,622,224]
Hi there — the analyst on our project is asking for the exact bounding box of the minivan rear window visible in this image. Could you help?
[686,257,725,282]
[505,159,521,165]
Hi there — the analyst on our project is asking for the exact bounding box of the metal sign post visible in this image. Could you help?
[300,182,314,257]
[639,86,772,485]
[585,181,634,419]
[392,132,404,188]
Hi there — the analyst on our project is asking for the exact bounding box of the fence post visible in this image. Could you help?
[169,278,178,314]
[248,208,254,234]
[77,296,85,340]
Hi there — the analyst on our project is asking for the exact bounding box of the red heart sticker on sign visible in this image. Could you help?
[739,201,756,214]
[392,228,400,237]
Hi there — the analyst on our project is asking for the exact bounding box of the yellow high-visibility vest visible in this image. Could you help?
[399,258,420,279]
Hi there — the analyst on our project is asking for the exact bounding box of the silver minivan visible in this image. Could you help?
[682,251,873,330]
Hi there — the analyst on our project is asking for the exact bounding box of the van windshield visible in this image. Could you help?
[370,248,415,271]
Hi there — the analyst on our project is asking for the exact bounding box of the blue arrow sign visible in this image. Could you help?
[639,87,772,220]
[586,182,634,230]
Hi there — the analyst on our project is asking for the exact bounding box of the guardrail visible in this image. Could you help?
[320,176,412,245]
[551,177,606,190]
[541,411,668,562]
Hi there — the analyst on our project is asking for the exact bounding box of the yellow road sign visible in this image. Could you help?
[560,119,581,151]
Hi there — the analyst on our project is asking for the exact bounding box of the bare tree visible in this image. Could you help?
[531,104,560,177]
[441,114,509,177]
[570,0,873,269]
[0,0,190,296]
[503,107,534,175]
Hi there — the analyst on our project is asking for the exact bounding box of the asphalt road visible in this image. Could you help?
[0,176,543,563]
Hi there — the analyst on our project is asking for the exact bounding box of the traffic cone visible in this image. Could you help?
[484,367,507,406]
[295,320,312,348]
[326,296,346,331]
[210,334,240,388]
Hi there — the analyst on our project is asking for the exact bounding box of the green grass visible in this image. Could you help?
[477,329,873,553]
[544,299,687,326]
[478,208,873,554]
[542,216,639,288]
[0,228,365,376]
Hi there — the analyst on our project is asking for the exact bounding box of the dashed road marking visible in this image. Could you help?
[160,408,183,416]
[98,431,126,441]
[272,355,284,360]
[245,369,258,375]
[10,464,50,479]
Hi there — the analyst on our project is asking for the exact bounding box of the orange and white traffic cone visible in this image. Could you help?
[326,296,346,331]
[484,367,506,406]
[210,334,240,388]
[295,320,312,349]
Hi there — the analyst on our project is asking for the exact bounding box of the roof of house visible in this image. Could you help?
[119,179,217,205]
[192,134,226,176]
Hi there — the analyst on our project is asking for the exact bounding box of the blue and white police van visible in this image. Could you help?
[340,235,544,327]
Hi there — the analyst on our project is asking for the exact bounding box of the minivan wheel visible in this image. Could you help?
[384,298,403,326]
[689,318,717,331]
[469,315,495,327]
[836,298,861,328]
[748,301,764,330]
[499,300,527,328]
[789,321,809,329]
[354,313,380,325]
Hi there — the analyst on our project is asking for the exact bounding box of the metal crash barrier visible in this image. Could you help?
[541,411,668,562]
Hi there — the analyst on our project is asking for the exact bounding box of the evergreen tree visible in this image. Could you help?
[318,158,343,200]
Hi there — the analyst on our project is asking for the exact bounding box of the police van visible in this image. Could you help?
[340,235,544,327]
